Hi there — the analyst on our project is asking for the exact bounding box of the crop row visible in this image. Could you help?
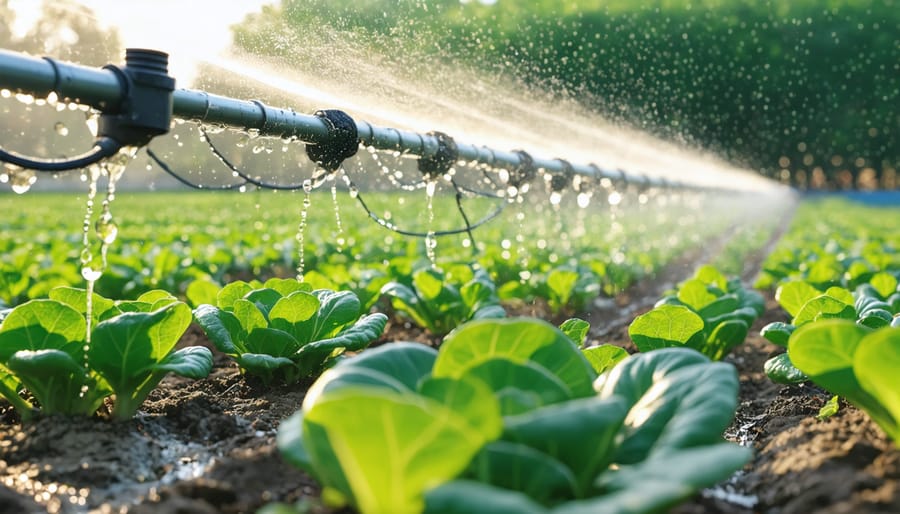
[755,198,900,445]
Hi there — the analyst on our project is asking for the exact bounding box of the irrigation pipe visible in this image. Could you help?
[0,47,722,192]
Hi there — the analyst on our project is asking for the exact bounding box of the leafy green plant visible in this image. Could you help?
[629,265,764,360]
[788,320,899,446]
[761,279,900,384]
[277,317,749,514]
[380,266,505,336]
[193,278,387,384]
[0,287,211,420]
[539,265,601,315]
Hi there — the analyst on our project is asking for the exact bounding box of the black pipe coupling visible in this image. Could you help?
[508,150,536,189]
[306,109,359,172]
[99,48,175,147]
[550,159,574,192]
[418,131,458,179]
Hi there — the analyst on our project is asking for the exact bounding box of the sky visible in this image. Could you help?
[9,0,275,83]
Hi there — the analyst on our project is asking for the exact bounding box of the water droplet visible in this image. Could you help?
[9,168,36,194]
[81,266,102,281]
[549,191,562,205]
[94,218,118,245]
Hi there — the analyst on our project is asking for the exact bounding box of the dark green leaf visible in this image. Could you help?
[192,304,246,355]
[763,352,808,384]
[760,322,795,347]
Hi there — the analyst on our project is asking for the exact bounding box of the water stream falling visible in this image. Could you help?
[330,178,345,253]
[78,150,129,387]
[295,179,313,281]
[424,180,438,268]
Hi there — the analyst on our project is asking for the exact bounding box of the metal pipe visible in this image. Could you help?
[0,48,714,191]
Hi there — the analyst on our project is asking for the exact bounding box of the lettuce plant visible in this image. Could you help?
[380,266,505,336]
[761,279,900,384]
[0,287,211,420]
[193,278,387,384]
[788,320,899,446]
[629,265,764,360]
[277,317,749,514]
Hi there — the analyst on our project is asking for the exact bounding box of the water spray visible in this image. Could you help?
[0,47,736,192]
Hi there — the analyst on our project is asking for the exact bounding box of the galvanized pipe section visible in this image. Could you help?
[0,48,707,191]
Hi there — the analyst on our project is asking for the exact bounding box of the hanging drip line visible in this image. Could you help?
[0,137,122,172]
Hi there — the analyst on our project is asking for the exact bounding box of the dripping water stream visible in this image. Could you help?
[424,180,437,268]
[295,179,313,281]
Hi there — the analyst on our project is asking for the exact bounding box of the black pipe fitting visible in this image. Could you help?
[305,109,359,172]
[551,159,574,192]
[508,150,536,189]
[418,131,458,179]
[98,48,175,147]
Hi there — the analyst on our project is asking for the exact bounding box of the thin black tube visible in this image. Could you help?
[0,137,122,172]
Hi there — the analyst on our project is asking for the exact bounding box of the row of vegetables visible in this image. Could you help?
[1,195,898,513]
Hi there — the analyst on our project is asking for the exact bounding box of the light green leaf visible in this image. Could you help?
[217,281,253,310]
[854,327,900,444]
[49,286,116,322]
[0,299,85,362]
[870,273,899,300]
[434,318,596,398]
[792,295,857,326]
[693,265,728,291]
[677,279,717,311]
[293,313,388,374]
[302,387,498,514]
[186,279,220,308]
[269,291,320,341]
[581,345,628,375]
[628,304,704,351]
[559,318,590,347]
[776,281,821,318]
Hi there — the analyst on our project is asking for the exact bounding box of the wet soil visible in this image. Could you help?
[1,248,898,512]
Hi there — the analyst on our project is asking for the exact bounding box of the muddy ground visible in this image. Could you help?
[1,277,899,513]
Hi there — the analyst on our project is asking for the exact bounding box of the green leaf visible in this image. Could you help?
[764,352,808,384]
[595,348,738,464]
[154,346,213,378]
[0,364,33,420]
[467,441,578,504]
[792,295,857,326]
[559,318,590,347]
[581,345,628,375]
[269,291,320,341]
[702,319,749,361]
[186,279,220,308]
[301,387,501,514]
[628,305,705,352]
[696,294,740,321]
[870,272,899,300]
[49,286,116,322]
[676,279,717,311]
[193,304,246,354]
[460,358,575,415]
[217,281,254,310]
[0,299,85,362]
[264,277,311,297]
[571,444,751,514]
[311,289,363,339]
[305,342,437,400]
[246,288,284,317]
[245,327,302,357]
[547,269,579,310]
[817,395,841,420]
[776,281,821,318]
[434,318,596,398]
[7,349,109,416]
[239,353,299,384]
[693,265,728,291]
[501,396,629,496]
[419,376,501,435]
[137,289,178,306]
[293,313,388,375]
[789,320,869,395]
[413,269,444,301]
[232,299,269,335]
[853,327,900,444]
[89,302,193,419]
[424,480,545,514]
[859,309,893,329]
[760,322,795,347]
[823,286,854,306]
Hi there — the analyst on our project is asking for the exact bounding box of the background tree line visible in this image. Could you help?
[233,0,899,190]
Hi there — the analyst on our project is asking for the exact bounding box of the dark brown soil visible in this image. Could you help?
[2,242,898,513]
